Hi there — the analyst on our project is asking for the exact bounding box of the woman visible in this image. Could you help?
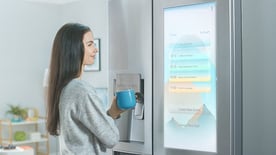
[46,23,123,155]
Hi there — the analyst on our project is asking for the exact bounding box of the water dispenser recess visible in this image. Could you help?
[114,73,145,143]
[134,92,144,120]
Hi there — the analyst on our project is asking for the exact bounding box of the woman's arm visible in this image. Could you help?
[78,93,120,148]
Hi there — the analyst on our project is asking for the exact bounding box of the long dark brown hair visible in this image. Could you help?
[47,23,91,136]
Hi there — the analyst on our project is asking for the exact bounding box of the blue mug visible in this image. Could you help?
[116,89,136,110]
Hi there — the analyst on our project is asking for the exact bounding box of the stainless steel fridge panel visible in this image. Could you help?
[153,0,242,154]
[108,0,153,154]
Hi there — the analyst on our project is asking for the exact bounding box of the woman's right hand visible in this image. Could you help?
[107,97,124,119]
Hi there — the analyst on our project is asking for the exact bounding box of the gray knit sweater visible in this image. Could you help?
[58,78,119,155]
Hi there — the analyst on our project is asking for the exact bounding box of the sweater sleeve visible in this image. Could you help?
[77,92,120,148]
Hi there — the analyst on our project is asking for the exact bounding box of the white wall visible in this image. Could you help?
[0,0,59,120]
[242,0,276,155]
[0,1,60,153]
[0,0,109,154]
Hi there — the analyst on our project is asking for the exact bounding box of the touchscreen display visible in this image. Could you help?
[164,2,217,152]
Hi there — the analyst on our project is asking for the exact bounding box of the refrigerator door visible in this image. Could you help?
[108,0,153,154]
[153,0,242,155]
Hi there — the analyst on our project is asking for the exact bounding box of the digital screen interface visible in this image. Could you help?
[164,2,217,152]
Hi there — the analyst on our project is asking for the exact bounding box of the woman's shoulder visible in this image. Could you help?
[64,78,96,95]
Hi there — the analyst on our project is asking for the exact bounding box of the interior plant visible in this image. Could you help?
[14,131,27,141]
[6,104,27,122]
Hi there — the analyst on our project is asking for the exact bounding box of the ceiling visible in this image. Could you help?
[24,0,82,5]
